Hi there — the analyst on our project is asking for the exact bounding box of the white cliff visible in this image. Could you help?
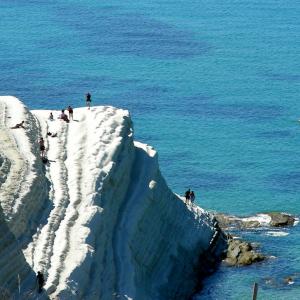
[0,96,226,299]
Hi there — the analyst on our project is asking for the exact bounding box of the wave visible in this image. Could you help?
[265,231,289,237]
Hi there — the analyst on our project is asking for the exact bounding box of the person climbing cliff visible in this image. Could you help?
[39,137,46,158]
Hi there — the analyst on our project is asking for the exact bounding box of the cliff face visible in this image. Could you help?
[0,96,226,299]
[0,99,48,294]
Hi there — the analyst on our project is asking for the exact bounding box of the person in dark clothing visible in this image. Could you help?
[67,106,73,120]
[185,189,191,203]
[36,271,45,293]
[86,92,91,109]
[190,191,195,204]
[60,110,69,123]
[47,132,57,137]
[10,120,25,129]
[39,137,46,158]
[41,157,49,164]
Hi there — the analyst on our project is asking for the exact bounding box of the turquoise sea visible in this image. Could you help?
[1,1,300,298]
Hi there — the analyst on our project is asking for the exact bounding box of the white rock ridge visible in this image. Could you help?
[0,96,226,299]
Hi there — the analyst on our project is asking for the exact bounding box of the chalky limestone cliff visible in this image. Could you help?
[0,97,226,299]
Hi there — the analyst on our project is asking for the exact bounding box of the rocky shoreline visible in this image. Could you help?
[214,212,296,231]
[213,212,296,267]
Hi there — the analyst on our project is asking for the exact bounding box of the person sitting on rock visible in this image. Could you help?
[59,110,69,123]
[49,112,54,121]
[10,120,25,129]
[47,132,57,137]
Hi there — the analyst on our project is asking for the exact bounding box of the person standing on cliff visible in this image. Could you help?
[67,105,73,120]
[36,271,45,293]
[190,191,195,204]
[185,189,191,204]
[86,92,91,109]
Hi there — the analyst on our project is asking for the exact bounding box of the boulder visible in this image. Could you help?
[241,220,260,229]
[213,214,238,229]
[239,242,252,252]
[214,211,296,267]
[228,244,241,259]
[225,238,265,267]
[237,252,254,265]
[267,212,295,227]
[224,257,237,266]
[214,212,295,230]
[238,251,264,266]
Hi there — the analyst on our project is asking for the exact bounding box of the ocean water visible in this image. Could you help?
[1,0,300,298]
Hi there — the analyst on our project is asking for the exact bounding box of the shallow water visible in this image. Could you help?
[1,1,300,298]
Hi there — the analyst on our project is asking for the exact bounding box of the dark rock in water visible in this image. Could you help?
[239,241,252,252]
[214,212,296,231]
[224,257,237,266]
[267,212,295,227]
[244,220,260,228]
[236,251,253,266]
[227,241,241,259]
[237,251,264,266]
[213,214,241,230]
[224,238,265,267]
[214,211,296,267]
[213,213,261,230]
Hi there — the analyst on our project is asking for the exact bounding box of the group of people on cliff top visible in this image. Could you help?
[185,189,195,204]
[49,93,91,123]
[57,105,73,123]
[39,93,92,161]
[10,93,92,130]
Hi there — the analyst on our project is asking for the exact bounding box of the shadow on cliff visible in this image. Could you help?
[0,160,52,299]
[158,197,228,300]
[0,203,50,299]
[112,143,227,300]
